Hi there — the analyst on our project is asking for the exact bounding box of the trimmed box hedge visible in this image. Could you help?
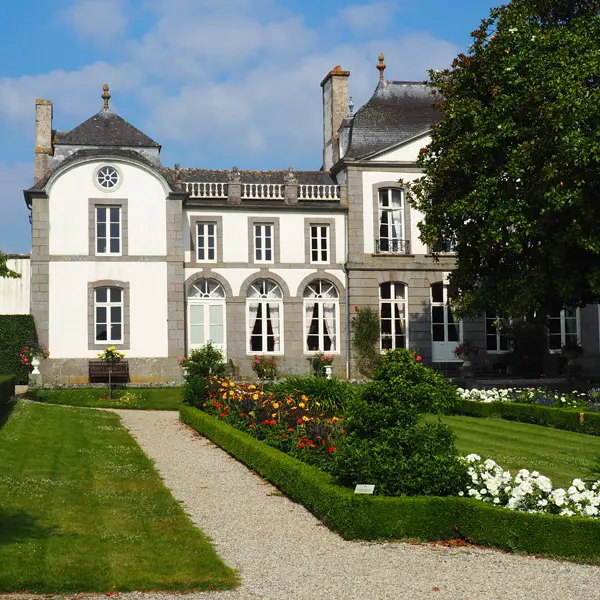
[0,315,36,384]
[0,375,15,412]
[453,399,600,436]
[181,405,600,563]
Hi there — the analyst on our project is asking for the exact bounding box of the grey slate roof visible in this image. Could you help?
[345,80,440,159]
[27,148,159,192]
[54,109,161,148]
[160,168,337,186]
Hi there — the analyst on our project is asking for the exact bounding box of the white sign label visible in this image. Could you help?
[354,484,375,495]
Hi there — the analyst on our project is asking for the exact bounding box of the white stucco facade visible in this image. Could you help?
[0,258,30,314]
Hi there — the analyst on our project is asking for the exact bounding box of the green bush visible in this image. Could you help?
[332,349,464,496]
[0,315,36,384]
[267,376,358,412]
[453,399,600,436]
[181,405,600,563]
[0,375,15,412]
[182,342,227,407]
[351,306,381,378]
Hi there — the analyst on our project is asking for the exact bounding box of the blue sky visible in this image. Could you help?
[0,0,498,253]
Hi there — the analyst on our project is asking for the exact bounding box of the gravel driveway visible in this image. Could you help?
[38,408,599,600]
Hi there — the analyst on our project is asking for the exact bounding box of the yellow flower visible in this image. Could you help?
[249,385,256,390]
[316,402,321,407]
[271,413,277,418]
[286,399,293,405]
[299,402,305,409]
[302,415,310,422]
[253,393,259,400]
[249,411,255,416]
[272,402,280,409]
[332,416,339,423]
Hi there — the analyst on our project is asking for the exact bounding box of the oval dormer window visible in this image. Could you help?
[96,166,120,189]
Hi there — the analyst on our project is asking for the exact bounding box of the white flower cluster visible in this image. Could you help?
[457,387,584,407]
[461,454,600,518]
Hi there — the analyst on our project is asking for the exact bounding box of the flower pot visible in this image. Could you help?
[31,356,41,375]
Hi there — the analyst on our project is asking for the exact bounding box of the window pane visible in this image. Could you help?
[190,304,205,327]
[110,306,122,324]
[381,318,392,335]
[548,334,562,350]
[391,189,403,208]
[191,324,205,345]
[431,283,443,303]
[110,238,120,253]
[110,223,119,238]
[110,207,120,223]
[110,288,121,302]
[432,306,444,324]
[209,305,224,344]
[499,335,509,351]
[97,238,107,253]
[381,303,392,319]
[97,222,106,238]
[432,324,445,342]
[96,306,107,323]
[448,322,460,342]
[111,324,122,341]
[96,207,107,222]
[486,334,498,352]
[96,325,108,341]
[548,319,561,335]
[380,283,391,299]
[95,288,107,303]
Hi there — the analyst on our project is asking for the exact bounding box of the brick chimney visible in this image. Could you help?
[34,99,53,184]
[321,66,350,171]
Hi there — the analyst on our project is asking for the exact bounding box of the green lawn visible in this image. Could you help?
[0,401,238,593]
[429,414,600,488]
[25,387,182,410]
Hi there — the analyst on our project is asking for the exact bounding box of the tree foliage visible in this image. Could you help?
[0,251,19,280]
[410,0,600,318]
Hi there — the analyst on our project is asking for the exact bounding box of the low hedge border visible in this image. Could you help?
[181,405,600,563]
[0,375,15,412]
[453,399,600,436]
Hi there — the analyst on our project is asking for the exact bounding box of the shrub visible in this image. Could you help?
[332,349,465,496]
[351,306,381,378]
[0,315,37,384]
[182,342,227,407]
[267,376,357,412]
[0,375,15,412]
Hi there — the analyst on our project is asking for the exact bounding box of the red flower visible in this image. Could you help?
[296,418,303,424]
[248,424,255,429]
[354,306,359,312]
[287,427,294,432]
[416,355,422,361]
[298,442,305,449]
[326,446,335,453]
[280,433,287,439]
[270,420,277,425]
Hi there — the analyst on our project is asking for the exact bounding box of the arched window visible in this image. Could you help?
[187,279,226,353]
[379,282,407,350]
[303,280,339,353]
[247,279,283,353]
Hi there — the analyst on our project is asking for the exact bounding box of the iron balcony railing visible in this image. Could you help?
[375,239,411,254]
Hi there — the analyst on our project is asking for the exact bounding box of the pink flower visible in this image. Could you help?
[416,356,422,361]
[255,359,260,364]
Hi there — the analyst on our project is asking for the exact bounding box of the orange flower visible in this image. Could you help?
[326,446,335,453]
[248,424,255,429]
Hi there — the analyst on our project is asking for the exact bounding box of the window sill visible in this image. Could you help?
[371,253,415,258]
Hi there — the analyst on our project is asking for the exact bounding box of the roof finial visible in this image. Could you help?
[348,96,355,117]
[377,53,386,80]
[102,84,111,110]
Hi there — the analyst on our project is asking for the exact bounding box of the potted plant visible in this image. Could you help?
[561,341,583,363]
[20,342,50,376]
[97,346,125,399]
[308,352,334,378]
[251,355,278,381]
[452,340,479,364]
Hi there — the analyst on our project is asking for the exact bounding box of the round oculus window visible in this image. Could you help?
[96,166,120,189]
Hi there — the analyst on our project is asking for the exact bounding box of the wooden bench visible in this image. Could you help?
[88,360,130,384]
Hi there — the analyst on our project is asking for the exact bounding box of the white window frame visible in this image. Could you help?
[196,222,217,262]
[431,282,463,344]
[187,279,226,353]
[95,205,122,256]
[303,280,339,354]
[548,308,580,352]
[379,282,408,352]
[485,312,510,354]
[378,188,404,253]
[94,286,123,344]
[246,279,283,354]
[310,225,330,264]
[254,224,274,263]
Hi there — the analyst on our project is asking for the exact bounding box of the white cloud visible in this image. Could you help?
[61,0,129,44]
[336,2,401,33]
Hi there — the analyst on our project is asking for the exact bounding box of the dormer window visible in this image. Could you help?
[96,165,120,190]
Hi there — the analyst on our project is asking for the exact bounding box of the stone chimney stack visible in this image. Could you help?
[321,65,350,171]
[34,99,53,184]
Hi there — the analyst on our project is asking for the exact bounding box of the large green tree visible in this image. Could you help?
[0,251,19,279]
[410,0,600,318]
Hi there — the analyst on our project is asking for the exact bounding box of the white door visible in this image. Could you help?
[431,282,462,361]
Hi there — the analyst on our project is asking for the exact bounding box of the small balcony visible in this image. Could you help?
[375,239,411,255]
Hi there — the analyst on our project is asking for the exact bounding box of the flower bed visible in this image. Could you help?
[457,387,597,410]
[198,376,342,471]
[463,454,600,518]
[180,405,600,563]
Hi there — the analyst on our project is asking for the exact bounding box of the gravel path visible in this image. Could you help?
[12,408,596,600]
